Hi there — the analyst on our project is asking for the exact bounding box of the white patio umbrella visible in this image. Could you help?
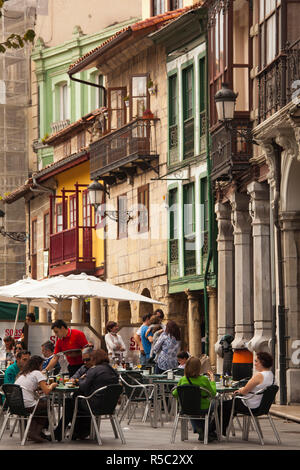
[0,278,57,338]
[12,273,164,311]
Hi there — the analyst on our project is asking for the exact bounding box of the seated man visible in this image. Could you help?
[4,350,31,384]
[70,347,94,383]
[41,341,60,375]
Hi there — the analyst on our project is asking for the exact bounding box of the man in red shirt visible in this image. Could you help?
[45,320,89,376]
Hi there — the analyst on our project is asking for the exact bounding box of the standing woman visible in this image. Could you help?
[152,320,181,374]
[15,355,57,442]
[104,321,126,363]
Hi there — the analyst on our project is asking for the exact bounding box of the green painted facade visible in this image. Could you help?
[152,9,217,295]
[32,18,140,168]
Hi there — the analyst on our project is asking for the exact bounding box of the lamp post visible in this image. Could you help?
[87,180,133,223]
[214,82,255,144]
[0,209,27,242]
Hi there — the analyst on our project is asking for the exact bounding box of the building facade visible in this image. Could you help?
[209,0,300,403]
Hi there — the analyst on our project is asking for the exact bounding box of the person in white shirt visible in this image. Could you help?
[15,355,57,442]
[104,321,126,363]
[214,351,275,436]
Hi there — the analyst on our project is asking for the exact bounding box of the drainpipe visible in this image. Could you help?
[203,29,214,357]
[69,73,107,108]
[271,140,287,405]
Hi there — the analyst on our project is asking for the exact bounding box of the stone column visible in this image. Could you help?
[207,287,217,368]
[71,298,82,323]
[281,212,300,403]
[90,298,102,336]
[185,289,202,357]
[215,202,234,343]
[229,192,253,349]
[38,307,47,323]
[247,181,272,352]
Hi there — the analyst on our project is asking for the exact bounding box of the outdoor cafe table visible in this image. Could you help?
[50,384,79,442]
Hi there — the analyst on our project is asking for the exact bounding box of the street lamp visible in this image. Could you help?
[214,82,238,122]
[0,209,27,242]
[87,180,133,223]
[214,82,255,144]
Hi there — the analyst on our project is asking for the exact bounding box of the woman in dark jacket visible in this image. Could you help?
[54,349,119,441]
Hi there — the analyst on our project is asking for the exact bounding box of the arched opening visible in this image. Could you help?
[138,288,153,321]
[117,301,131,327]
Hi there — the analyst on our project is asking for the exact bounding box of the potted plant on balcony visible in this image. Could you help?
[147,79,156,95]
[142,109,154,120]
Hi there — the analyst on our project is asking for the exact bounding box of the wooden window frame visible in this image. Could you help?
[137,184,149,233]
[259,0,282,69]
[69,194,77,228]
[130,74,150,121]
[82,190,92,228]
[31,218,37,255]
[43,211,50,251]
[107,87,127,132]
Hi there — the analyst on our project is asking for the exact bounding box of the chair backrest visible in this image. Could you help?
[177,385,211,416]
[254,384,279,415]
[2,384,29,416]
[120,373,145,400]
[90,384,123,415]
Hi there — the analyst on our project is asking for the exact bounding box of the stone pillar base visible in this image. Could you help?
[287,369,300,403]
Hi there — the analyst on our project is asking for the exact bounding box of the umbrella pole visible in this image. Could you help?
[12,302,21,340]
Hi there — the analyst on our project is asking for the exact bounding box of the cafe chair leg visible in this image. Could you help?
[112,414,126,444]
[0,413,10,441]
[110,416,118,438]
[170,413,179,443]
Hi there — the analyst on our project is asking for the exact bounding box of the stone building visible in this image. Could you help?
[208,0,300,403]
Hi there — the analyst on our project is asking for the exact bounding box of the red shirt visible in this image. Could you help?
[54,328,88,366]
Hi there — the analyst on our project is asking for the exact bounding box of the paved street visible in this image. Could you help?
[0,412,299,452]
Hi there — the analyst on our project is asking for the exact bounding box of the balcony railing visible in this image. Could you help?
[50,119,71,134]
[210,117,252,182]
[49,226,95,276]
[89,118,159,181]
[258,38,300,123]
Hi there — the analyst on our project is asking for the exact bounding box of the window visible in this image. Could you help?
[201,178,209,258]
[199,57,206,150]
[56,203,63,233]
[59,83,69,121]
[118,194,128,239]
[170,0,182,9]
[168,74,178,164]
[31,219,37,254]
[108,87,127,132]
[43,212,50,250]
[259,0,281,68]
[69,195,77,228]
[183,183,196,276]
[82,191,92,228]
[137,184,149,233]
[82,190,93,259]
[182,65,194,159]
[95,74,104,109]
[153,0,165,15]
[131,75,149,119]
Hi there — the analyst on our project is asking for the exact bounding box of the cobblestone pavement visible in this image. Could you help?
[0,413,299,452]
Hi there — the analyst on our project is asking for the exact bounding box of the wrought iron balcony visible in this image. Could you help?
[210,117,252,182]
[258,38,300,123]
[89,118,159,184]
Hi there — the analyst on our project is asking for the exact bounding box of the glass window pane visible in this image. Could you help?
[260,0,265,22]
[233,67,249,111]
[132,76,147,96]
[266,14,276,63]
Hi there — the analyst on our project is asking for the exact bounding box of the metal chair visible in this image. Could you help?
[226,384,281,445]
[171,385,220,445]
[0,384,54,445]
[119,372,159,426]
[68,383,125,446]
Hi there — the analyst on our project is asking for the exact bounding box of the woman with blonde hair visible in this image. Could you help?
[172,356,217,441]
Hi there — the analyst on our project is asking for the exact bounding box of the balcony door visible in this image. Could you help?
[82,190,93,260]
[108,87,127,132]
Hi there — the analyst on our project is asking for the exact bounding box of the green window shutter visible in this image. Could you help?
[201,177,209,265]
[169,188,179,279]
[183,183,196,276]
[199,57,207,152]
[168,74,178,165]
[182,65,194,159]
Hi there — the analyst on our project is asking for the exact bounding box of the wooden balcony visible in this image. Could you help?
[49,226,95,276]
[258,38,300,123]
[210,117,252,182]
[89,118,159,184]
